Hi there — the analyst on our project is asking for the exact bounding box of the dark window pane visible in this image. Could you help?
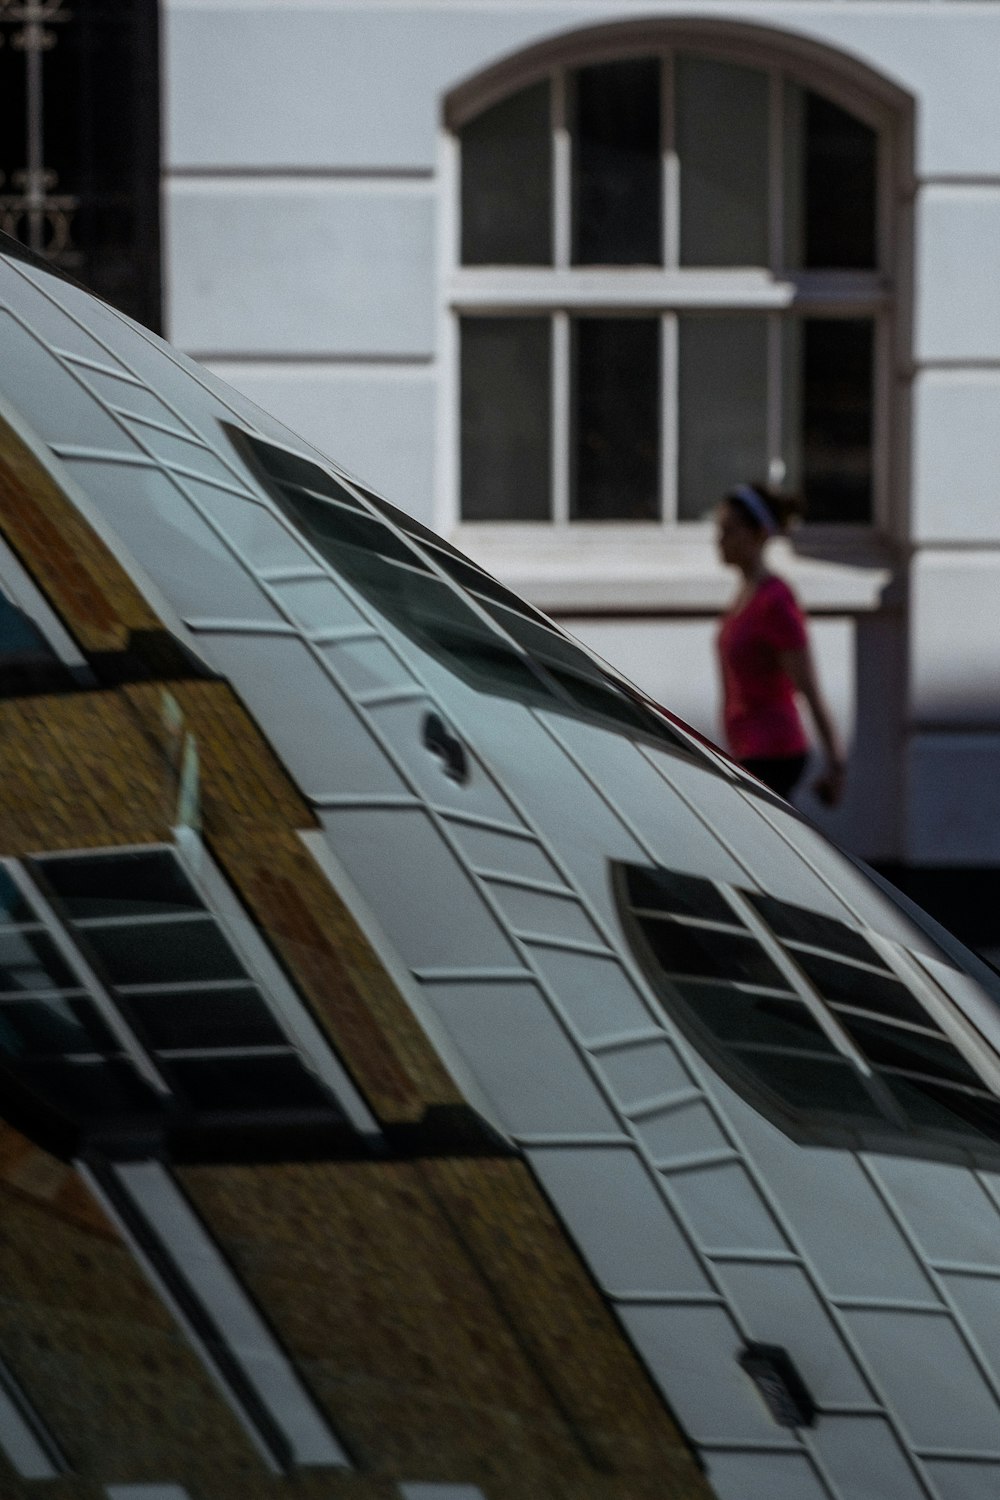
[626,867,737,926]
[572,59,661,265]
[746,893,886,968]
[172,1055,336,1113]
[0,17,27,177]
[35,848,202,920]
[132,986,285,1051]
[361,490,476,567]
[18,1057,160,1120]
[640,920,787,988]
[245,437,559,702]
[544,668,668,737]
[242,437,366,511]
[239,433,698,750]
[81,917,246,986]
[462,82,552,265]
[677,56,769,267]
[785,319,874,523]
[677,315,768,520]
[572,318,659,520]
[461,318,551,521]
[837,1012,980,1088]
[0,595,51,657]
[0,930,77,992]
[884,1076,1000,1150]
[487,604,687,745]
[428,550,552,624]
[345,561,551,703]
[790,89,877,270]
[254,433,688,746]
[481,603,589,676]
[0,996,116,1057]
[474,585,684,745]
[740,1051,882,1119]
[793,949,927,1025]
[242,438,433,585]
[674,980,835,1053]
[0,869,35,925]
[274,491,429,575]
[371,583,549,700]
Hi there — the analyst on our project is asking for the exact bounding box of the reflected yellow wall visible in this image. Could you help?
[0,405,712,1498]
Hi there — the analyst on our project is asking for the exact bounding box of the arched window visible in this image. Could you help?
[446,27,908,539]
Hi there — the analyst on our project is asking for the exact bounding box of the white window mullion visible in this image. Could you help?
[439,123,461,535]
[7,860,172,1097]
[660,54,679,526]
[0,1356,65,1480]
[766,311,785,486]
[551,70,571,525]
[439,299,460,533]
[660,313,678,524]
[83,1160,350,1473]
[171,837,380,1137]
[552,69,571,270]
[662,51,679,270]
[552,312,571,525]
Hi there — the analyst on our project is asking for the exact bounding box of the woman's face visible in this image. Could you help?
[715,500,763,570]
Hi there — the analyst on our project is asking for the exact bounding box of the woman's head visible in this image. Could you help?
[716,483,803,571]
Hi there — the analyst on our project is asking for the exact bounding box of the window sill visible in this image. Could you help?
[449,266,889,312]
[452,526,899,616]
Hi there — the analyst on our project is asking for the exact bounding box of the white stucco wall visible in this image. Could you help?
[161,0,1000,866]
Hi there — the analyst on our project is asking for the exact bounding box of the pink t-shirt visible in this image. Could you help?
[717,575,809,760]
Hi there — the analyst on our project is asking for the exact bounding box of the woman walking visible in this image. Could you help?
[716,482,845,804]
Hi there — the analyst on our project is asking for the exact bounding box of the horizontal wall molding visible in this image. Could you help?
[169,175,434,198]
[194,352,435,368]
[168,166,435,182]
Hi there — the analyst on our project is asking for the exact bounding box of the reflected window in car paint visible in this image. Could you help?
[0,846,357,1156]
[232,426,696,756]
[617,864,1000,1168]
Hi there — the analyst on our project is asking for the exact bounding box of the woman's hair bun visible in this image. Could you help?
[730,482,805,535]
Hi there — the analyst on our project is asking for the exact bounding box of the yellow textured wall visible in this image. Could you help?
[0,1127,710,1499]
[180,1156,710,1499]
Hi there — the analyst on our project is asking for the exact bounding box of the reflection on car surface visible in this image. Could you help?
[1,228,1000,1499]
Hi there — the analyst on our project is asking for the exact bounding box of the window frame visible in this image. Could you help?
[0,1353,66,1480]
[0,838,378,1156]
[440,24,912,578]
[0,532,91,681]
[613,860,1000,1171]
[82,1158,351,1474]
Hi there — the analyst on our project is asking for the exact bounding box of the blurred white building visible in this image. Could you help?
[7,0,1000,881]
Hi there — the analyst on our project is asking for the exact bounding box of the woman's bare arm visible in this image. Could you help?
[778,645,847,805]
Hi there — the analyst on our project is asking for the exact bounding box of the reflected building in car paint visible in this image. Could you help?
[4,235,1000,1500]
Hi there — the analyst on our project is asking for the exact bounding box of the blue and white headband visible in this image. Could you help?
[731,483,779,536]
